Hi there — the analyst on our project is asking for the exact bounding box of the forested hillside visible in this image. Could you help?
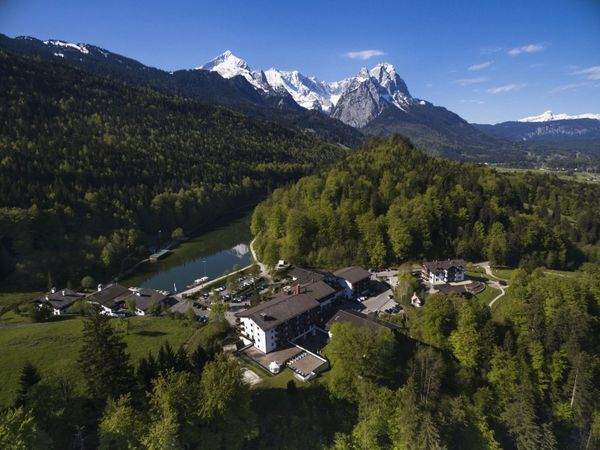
[0,50,347,288]
[320,267,600,449]
[252,135,600,270]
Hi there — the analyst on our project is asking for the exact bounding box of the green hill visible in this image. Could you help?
[252,135,600,270]
[0,50,347,288]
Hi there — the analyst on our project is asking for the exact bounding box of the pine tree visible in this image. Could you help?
[15,362,41,408]
[78,308,135,401]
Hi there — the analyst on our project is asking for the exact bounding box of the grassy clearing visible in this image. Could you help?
[473,284,502,305]
[0,291,42,315]
[465,270,491,283]
[0,316,194,407]
[491,267,514,280]
[490,289,517,325]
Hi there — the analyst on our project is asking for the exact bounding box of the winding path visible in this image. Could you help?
[475,261,508,308]
[250,236,272,284]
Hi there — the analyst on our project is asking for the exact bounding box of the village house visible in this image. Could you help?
[334,266,372,296]
[126,287,170,316]
[34,288,84,315]
[421,259,466,285]
[86,283,169,317]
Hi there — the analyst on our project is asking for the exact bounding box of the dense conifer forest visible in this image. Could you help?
[252,135,600,270]
[0,50,347,288]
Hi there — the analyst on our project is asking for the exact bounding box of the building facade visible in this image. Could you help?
[421,259,466,285]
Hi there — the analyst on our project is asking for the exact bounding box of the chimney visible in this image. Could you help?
[97,283,103,292]
[295,285,301,295]
[62,290,65,296]
[51,287,56,294]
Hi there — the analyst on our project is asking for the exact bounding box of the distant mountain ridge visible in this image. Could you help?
[519,110,600,123]
[474,112,600,154]
[3,34,597,164]
[0,34,363,147]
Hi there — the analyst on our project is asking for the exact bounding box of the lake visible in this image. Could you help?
[122,212,253,292]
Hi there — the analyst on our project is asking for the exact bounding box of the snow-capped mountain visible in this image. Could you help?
[199,50,273,93]
[200,51,353,113]
[519,110,600,123]
[198,51,423,128]
[263,69,351,114]
[197,51,512,160]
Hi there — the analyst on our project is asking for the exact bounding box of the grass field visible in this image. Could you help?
[0,316,195,406]
[490,289,517,325]
[493,166,600,185]
[473,284,502,305]
[491,267,514,280]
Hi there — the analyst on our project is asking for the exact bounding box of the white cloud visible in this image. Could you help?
[468,61,493,71]
[460,99,485,104]
[344,49,385,60]
[572,66,600,80]
[453,77,488,86]
[549,82,600,94]
[508,44,544,56]
[486,83,527,94]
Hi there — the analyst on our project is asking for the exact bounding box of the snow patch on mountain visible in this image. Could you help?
[44,40,89,55]
[263,69,351,113]
[519,110,600,122]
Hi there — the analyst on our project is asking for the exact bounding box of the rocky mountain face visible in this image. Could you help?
[331,65,416,128]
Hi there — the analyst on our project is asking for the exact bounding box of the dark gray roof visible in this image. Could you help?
[288,267,326,285]
[125,288,168,311]
[86,284,131,309]
[333,266,371,284]
[37,288,84,311]
[422,259,466,272]
[303,280,336,303]
[236,293,320,331]
[325,309,398,332]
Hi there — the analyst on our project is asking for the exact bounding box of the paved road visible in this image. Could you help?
[475,261,508,308]
[175,263,253,300]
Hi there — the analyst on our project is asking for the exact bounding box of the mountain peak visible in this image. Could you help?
[357,67,370,80]
[200,50,249,74]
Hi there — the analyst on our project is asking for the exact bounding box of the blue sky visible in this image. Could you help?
[1,0,599,123]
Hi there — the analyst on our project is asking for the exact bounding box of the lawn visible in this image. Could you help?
[491,267,514,280]
[473,284,502,305]
[0,291,42,317]
[0,316,195,406]
[490,289,517,325]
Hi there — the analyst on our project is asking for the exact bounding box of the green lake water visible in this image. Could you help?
[122,212,252,292]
